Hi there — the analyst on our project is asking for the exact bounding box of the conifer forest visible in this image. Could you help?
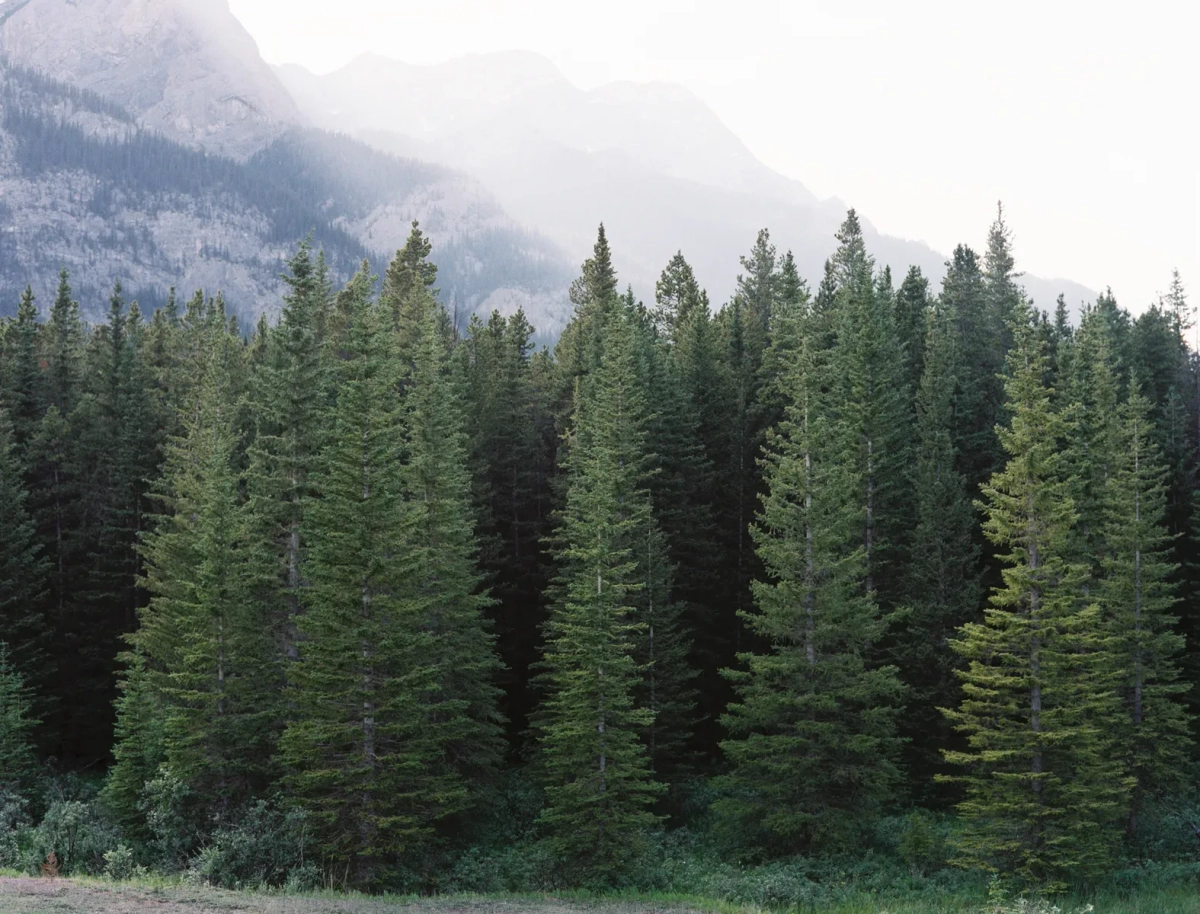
[2,207,1199,904]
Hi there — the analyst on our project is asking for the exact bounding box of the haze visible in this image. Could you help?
[229,0,1198,312]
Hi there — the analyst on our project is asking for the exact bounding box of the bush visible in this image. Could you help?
[0,789,29,869]
[31,798,120,875]
[138,767,201,871]
[103,843,141,880]
[895,809,949,875]
[187,801,316,890]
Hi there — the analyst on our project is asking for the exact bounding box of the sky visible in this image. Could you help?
[227,0,1198,312]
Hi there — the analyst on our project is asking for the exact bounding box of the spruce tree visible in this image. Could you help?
[536,310,667,878]
[1,286,42,451]
[719,281,903,850]
[43,270,83,416]
[944,304,1129,888]
[0,643,38,791]
[401,290,506,796]
[899,298,982,785]
[114,322,279,812]
[828,210,913,606]
[248,241,334,661]
[943,244,1004,485]
[0,408,49,696]
[462,309,551,742]
[279,278,453,885]
[1100,386,1192,834]
[894,266,931,396]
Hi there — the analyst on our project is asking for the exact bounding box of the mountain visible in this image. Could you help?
[0,0,303,159]
[279,51,1096,312]
[0,0,573,332]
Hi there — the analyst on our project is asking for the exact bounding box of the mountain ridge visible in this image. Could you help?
[278,49,1097,312]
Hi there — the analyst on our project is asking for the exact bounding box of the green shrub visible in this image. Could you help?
[188,801,315,890]
[0,789,29,869]
[31,798,120,875]
[138,767,201,870]
[102,843,140,880]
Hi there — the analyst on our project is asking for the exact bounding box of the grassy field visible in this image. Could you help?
[1,878,1198,914]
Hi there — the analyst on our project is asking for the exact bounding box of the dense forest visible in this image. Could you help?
[0,208,1197,901]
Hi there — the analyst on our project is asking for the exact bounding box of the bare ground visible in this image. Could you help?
[0,879,697,914]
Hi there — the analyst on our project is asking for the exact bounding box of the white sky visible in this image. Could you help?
[228,0,1198,311]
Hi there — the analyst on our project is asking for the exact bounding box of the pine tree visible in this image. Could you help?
[536,310,666,879]
[0,643,38,791]
[43,270,83,416]
[278,278,452,886]
[718,281,903,851]
[828,210,913,606]
[899,298,982,786]
[462,309,551,743]
[943,244,1004,486]
[249,241,334,661]
[984,203,1022,356]
[944,304,1129,888]
[1100,386,1192,834]
[554,225,621,431]
[894,266,931,396]
[114,322,279,812]
[652,251,706,342]
[0,409,49,697]
[381,221,440,353]
[401,290,506,797]
[1,286,42,452]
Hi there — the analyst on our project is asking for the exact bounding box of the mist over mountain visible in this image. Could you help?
[0,0,573,329]
[0,0,1094,331]
[278,50,1095,312]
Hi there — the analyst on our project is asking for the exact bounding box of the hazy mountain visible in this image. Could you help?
[0,0,573,331]
[280,51,1095,312]
[0,0,304,159]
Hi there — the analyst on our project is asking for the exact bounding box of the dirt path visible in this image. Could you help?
[0,878,692,914]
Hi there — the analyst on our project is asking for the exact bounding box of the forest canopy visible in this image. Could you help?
[0,211,1196,899]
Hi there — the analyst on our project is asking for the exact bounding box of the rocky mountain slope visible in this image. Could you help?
[0,0,302,159]
[0,0,573,332]
[280,51,1095,311]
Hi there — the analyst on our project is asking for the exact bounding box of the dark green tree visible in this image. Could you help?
[719,280,903,850]
[944,305,1128,889]
[536,310,667,879]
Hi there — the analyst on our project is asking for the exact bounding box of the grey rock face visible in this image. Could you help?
[0,0,304,159]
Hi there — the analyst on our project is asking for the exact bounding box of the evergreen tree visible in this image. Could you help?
[114,323,278,812]
[943,244,1004,485]
[401,290,506,796]
[43,270,83,416]
[894,266,931,396]
[1100,386,1192,834]
[381,221,440,352]
[249,241,334,661]
[898,298,982,786]
[1,286,42,450]
[0,643,38,791]
[536,310,666,878]
[984,203,1022,356]
[553,224,621,431]
[0,409,50,695]
[828,210,913,605]
[652,251,706,342]
[719,282,903,850]
[279,278,452,886]
[462,309,551,743]
[944,305,1128,888]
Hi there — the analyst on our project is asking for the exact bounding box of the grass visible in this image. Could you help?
[0,877,1197,914]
